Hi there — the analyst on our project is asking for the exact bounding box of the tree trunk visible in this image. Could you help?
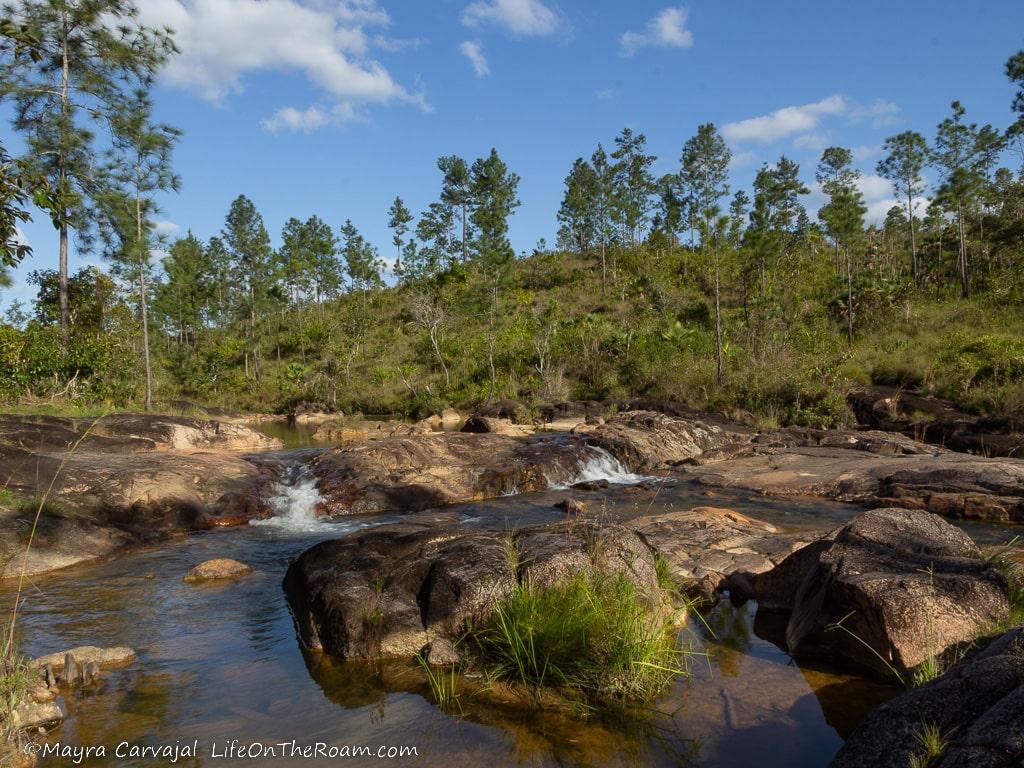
[136,189,152,411]
[57,16,71,338]
[907,189,918,283]
[846,245,854,346]
[956,198,969,298]
[714,251,724,386]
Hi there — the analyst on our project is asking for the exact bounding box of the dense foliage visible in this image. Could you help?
[1,7,1023,426]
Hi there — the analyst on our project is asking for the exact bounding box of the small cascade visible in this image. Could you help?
[545,445,650,490]
[250,462,328,533]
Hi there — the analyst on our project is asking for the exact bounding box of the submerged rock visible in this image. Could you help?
[183,558,254,582]
[753,508,1010,680]
[31,645,135,671]
[283,519,660,660]
[831,623,1024,768]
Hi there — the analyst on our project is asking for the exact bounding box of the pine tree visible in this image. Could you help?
[556,157,598,254]
[877,131,928,281]
[610,127,656,246]
[438,155,472,262]
[98,88,180,409]
[680,123,731,385]
[0,0,175,335]
[469,148,520,269]
[222,195,273,381]
[387,196,413,277]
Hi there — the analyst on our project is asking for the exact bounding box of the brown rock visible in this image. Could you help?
[461,415,535,437]
[183,558,253,583]
[555,497,587,515]
[31,645,135,672]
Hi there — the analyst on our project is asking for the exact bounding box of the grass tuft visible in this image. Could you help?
[908,722,947,768]
[473,572,688,705]
[415,654,462,715]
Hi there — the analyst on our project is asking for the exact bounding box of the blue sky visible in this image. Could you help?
[3,0,1023,307]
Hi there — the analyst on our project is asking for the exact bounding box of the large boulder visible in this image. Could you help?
[576,411,752,469]
[754,508,1010,680]
[831,624,1024,768]
[311,433,592,515]
[283,519,660,659]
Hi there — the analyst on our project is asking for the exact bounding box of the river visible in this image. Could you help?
[4,425,1021,767]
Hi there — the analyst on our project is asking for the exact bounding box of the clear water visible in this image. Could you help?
[5,441,1022,767]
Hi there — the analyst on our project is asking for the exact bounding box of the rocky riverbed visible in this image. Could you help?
[1,405,1022,766]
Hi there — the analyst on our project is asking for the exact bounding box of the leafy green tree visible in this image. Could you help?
[387,196,413,277]
[439,155,472,262]
[680,123,731,384]
[747,156,809,293]
[654,173,685,245]
[590,143,616,291]
[610,127,656,246]
[0,0,175,335]
[877,131,928,281]
[97,88,180,409]
[817,147,867,344]
[470,148,520,269]
[222,194,273,381]
[556,157,598,254]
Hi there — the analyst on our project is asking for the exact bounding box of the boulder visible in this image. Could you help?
[472,399,531,424]
[183,558,253,582]
[12,700,62,730]
[312,419,428,443]
[556,497,587,516]
[461,415,535,437]
[311,433,591,515]
[754,508,1010,680]
[831,624,1024,768]
[283,519,660,660]
[576,411,752,470]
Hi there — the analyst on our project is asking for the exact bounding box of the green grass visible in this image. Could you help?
[415,654,463,714]
[0,488,16,512]
[654,555,677,593]
[911,655,941,688]
[985,537,1024,630]
[908,722,947,768]
[473,572,687,705]
[0,631,30,750]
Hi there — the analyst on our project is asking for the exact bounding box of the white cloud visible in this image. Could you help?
[850,98,901,128]
[459,40,490,77]
[857,173,895,201]
[138,0,422,125]
[723,96,846,143]
[619,7,693,56]
[153,220,181,237]
[728,150,756,169]
[261,106,329,133]
[793,132,830,151]
[852,144,882,161]
[461,0,560,36]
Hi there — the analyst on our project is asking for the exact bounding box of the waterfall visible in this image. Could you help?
[250,462,328,533]
[544,445,649,490]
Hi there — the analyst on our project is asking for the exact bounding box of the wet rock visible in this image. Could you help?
[312,433,590,515]
[576,411,752,470]
[461,415,535,437]
[183,558,254,582]
[572,478,609,491]
[12,701,62,730]
[756,508,1010,680]
[831,624,1024,768]
[472,399,531,423]
[31,646,136,672]
[556,497,587,515]
[628,506,811,583]
[283,519,660,660]
[421,638,460,666]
